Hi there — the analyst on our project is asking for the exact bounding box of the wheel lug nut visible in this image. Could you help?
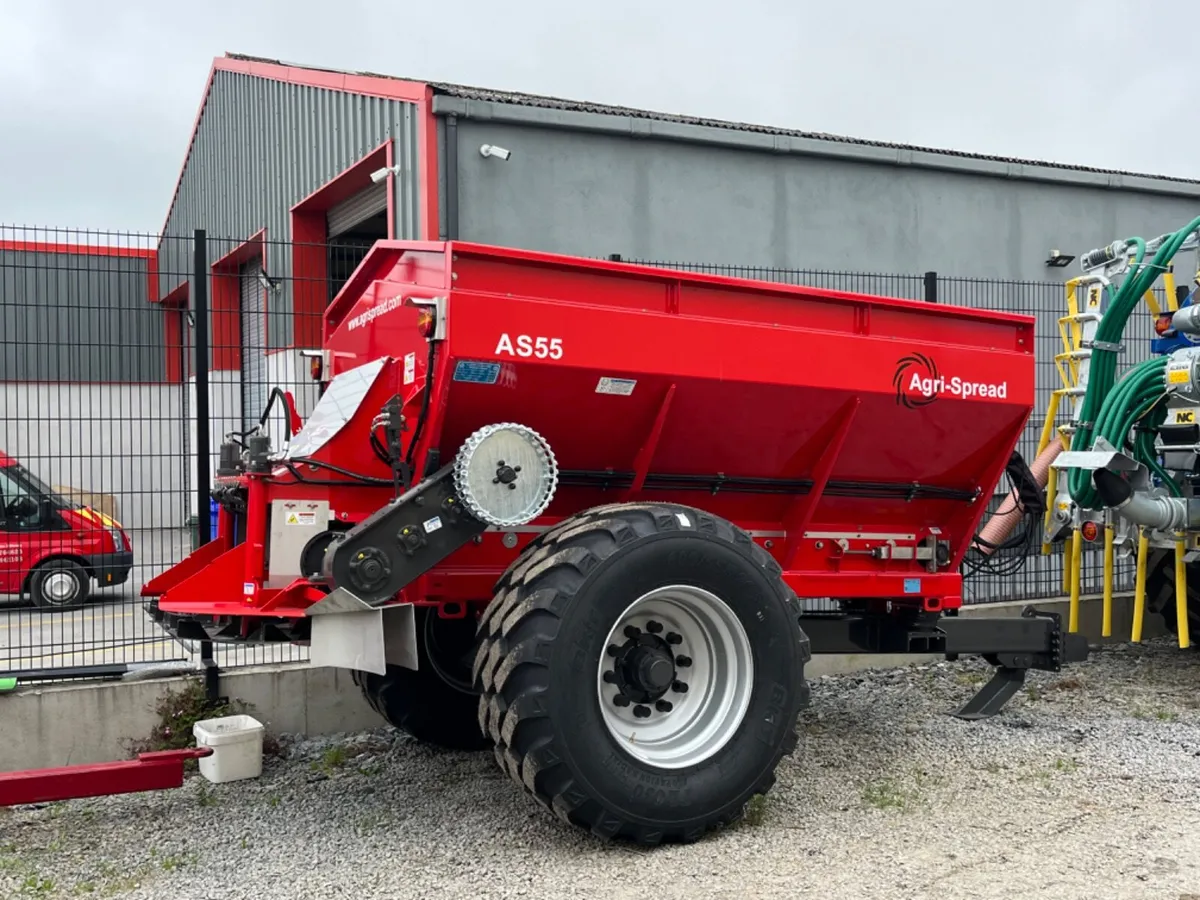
[655,700,673,713]
[613,694,631,707]
[606,644,620,657]
[646,620,663,634]
[623,625,641,639]
[672,681,688,693]
[665,632,682,645]
[675,655,692,668]
[633,705,651,718]
[603,671,617,684]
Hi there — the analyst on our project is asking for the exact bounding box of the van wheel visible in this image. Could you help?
[473,502,811,845]
[29,560,91,611]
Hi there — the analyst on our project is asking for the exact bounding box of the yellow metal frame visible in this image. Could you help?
[1047,267,1195,642]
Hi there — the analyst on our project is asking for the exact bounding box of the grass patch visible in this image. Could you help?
[1053,757,1080,774]
[742,794,769,826]
[20,874,55,896]
[196,782,218,808]
[1131,703,1181,722]
[861,778,919,811]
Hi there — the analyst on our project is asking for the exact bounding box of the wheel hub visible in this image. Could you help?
[45,572,78,603]
[608,631,681,705]
[597,585,753,769]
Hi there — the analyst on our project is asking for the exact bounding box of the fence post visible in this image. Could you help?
[924,271,938,304]
[192,229,220,702]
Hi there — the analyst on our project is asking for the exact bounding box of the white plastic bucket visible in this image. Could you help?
[193,714,265,784]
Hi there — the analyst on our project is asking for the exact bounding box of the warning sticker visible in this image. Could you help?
[403,352,416,385]
[453,360,501,385]
[1169,368,1190,385]
[596,377,636,396]
[285,511,317,526]
[1175,409,1198,424]
[423,516,443,534]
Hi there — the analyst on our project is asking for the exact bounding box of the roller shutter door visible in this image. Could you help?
[327,181,388,238]
[240,259,268,432]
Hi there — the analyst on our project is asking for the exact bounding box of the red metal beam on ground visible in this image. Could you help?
[0,748,212,807]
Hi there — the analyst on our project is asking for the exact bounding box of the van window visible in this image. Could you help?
[0,466,41,530]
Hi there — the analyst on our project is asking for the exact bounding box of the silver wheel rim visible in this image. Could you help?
[596,585,754,769]
[44,571,80,604]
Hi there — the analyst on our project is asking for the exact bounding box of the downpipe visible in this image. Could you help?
[1092,468,1200,531]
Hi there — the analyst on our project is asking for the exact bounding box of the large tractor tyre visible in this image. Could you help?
[353,605,492,751]
[1144,549,1200,643]
[473,502,812,845]
[28,558,91,611]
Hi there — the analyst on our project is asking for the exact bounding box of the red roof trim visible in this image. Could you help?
[214,56,427,103]
[0,240,154,259]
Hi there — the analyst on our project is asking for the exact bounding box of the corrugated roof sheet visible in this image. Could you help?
[225,52,1200,185]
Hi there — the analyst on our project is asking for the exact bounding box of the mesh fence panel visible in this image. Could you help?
[0,234,1162,680]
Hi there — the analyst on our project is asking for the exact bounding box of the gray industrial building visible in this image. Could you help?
[159,53,1200,310]
[149,53,1200,454]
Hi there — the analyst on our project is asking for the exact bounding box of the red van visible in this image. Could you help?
[0,451,133,610]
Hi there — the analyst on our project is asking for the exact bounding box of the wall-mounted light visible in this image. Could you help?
[257,269,281,293]
[370,164,402,183]
[480,144,511,161]
[1045,249,1076,268]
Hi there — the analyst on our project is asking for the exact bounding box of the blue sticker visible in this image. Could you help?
[903,578,921,594]
[453,360,501,385]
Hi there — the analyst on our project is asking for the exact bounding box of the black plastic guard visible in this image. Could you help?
[316,462,488,605]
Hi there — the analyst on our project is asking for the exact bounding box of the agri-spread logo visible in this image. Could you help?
[893,353,1008,408]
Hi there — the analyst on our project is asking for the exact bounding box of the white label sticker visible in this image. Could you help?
[423,516,443,534]
[403,352,416,385]
[676,513,691,528]
[596,377,637,396]
[243,582,256,595]
[285,511,317,526]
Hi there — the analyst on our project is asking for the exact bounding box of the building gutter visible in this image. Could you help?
[431,95,1200,199]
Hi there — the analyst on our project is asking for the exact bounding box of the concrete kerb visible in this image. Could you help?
[0,593,1173,773]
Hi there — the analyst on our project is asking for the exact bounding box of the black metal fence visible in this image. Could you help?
[0,226,1147,684]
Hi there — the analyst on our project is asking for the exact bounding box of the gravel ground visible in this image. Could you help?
[4,637,1200,900]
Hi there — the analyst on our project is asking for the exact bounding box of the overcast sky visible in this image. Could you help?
[2,0,1197,234]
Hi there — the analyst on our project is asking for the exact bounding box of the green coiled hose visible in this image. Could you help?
[1067,215,1200,509]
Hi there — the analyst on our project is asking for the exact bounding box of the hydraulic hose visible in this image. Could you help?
[1067,215,1200,508]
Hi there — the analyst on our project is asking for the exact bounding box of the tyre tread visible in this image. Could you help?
[473,502,810,845]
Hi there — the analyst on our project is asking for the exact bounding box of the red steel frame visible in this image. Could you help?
[0,748,211,807]
[146,240,1036,626]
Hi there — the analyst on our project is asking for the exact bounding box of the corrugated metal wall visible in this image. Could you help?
[158,70,422,349]
[0,250,161,382]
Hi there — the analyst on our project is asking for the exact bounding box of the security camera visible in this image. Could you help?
[480,144,511,161]
[370,164,401,183]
